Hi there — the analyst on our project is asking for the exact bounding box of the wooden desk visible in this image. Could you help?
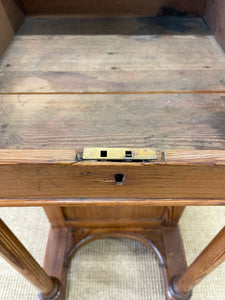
[0,1,225,299]
[1,149,225,300]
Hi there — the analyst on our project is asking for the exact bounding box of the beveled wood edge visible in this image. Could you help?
[165,150,225,164]
[0,150,76,164]
[1,198,225,207]
[0,150,225,165]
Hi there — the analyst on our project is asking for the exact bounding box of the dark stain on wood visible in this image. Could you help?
[1,123,8,129]
[16,16,209,36]
[158,6,191,17]
[209,111,225,138]
[136,16,209,35]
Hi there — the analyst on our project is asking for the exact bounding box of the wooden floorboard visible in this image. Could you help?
[0,17,225,93]
[0,17,225,150]
[0,93,225,149]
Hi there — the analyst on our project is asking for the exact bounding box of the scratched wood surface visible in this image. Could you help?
[1,157,225,199]
[0,18,225,149]
[1,17,225,93]
[0,93,225,149]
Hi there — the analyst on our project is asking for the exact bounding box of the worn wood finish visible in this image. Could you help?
[165,150,225,163]
[0,150,76,163]
[1,94,225,150]
[20,0,205,16]
[204,0,225,52]
[170,226,225,299]
[1,17,225,94]
[41,225,187,300]
[0,218,62,299]
[63,205,165,228]
[0,150,225,203]
[1,160,225,200]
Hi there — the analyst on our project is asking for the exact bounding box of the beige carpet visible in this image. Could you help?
[0,207,225,300]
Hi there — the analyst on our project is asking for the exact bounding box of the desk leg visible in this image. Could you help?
[169,225,225,300]
[0,219,63,300]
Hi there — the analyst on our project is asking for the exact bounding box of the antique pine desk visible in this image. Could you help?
[0,1,225,299]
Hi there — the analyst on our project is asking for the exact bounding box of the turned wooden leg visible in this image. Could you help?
[0,219,63,300]
[168,225,225,300]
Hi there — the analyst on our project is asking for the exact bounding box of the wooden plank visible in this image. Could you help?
[204,0,225,52]
[66,218,162,228]
[0,0,24,57]
[1,17,225,93]
[0,94,225,150]
[2,70,225,93]
[0,151,225,200]
[7,35,222,72]
[21,0,205,16]
[62,205,165,228]
[63,205,165,220]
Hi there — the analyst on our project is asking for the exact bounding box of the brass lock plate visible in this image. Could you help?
[82,147,158,161]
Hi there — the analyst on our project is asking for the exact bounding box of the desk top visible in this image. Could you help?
[0,17,225,150]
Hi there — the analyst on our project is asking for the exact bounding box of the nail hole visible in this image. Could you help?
[125,150,132,158]
[100,150,107,157]
[114,173,125,185]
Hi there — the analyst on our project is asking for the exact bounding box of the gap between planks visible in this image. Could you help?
[1,91,225,95]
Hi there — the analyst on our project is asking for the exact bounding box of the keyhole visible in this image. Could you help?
[114,173,125,185]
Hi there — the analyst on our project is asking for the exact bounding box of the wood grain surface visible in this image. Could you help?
[1,17,225,93]
[0,94,225,150]
[0,150,225,201]
[63,205,165,228]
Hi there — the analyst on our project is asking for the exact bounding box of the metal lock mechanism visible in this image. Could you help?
[82,147,158,161]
